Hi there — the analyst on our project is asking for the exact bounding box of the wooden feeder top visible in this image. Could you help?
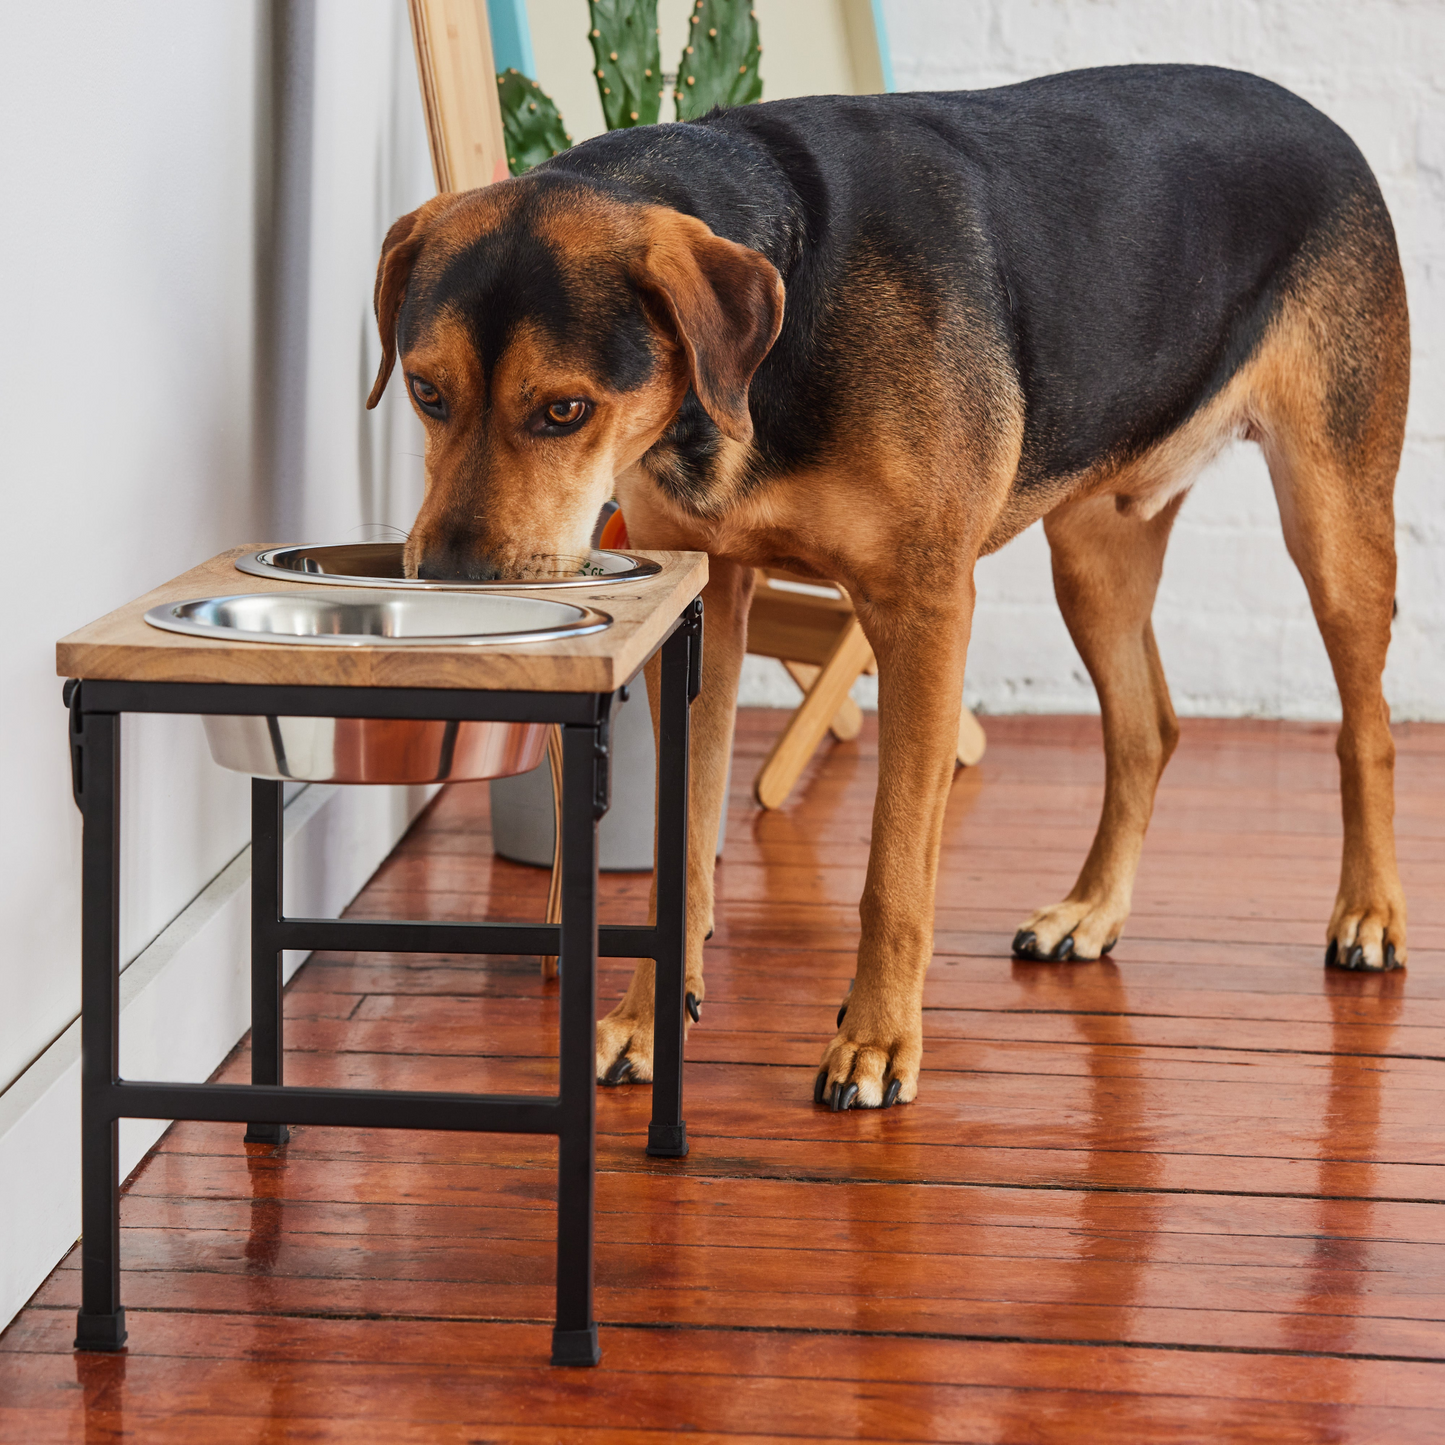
[56,546,708,695]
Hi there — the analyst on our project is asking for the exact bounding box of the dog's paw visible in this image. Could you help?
[813,1005,920,1110]
[1012,898,1124,963]
[594,974,703,1085]
[595,1004,653,1085]
[1325,890,1407,972]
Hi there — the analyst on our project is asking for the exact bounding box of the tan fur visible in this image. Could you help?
[1017,219,1409,973]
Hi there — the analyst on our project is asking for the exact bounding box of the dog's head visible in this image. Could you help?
[367,176,784,580]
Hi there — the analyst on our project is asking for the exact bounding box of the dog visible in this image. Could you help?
[366,63,1409,1110]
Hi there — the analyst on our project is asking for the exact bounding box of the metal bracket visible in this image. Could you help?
[63,679,84,811]
[592,711,612,819]
[683,597,704,703]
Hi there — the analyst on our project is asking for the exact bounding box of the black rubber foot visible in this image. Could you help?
[74,1308,127,1352]
[551,1324,601,1367]
[244,1123,290,1146]
[646,1121,689,1157]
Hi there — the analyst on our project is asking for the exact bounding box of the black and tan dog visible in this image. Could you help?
[367,64,1408,1109]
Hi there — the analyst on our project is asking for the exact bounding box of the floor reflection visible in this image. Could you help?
[245,1140,287,1277]
[1011,957,1163,1347]
[1284,966,1405,1357]
[76,1347,126,1444]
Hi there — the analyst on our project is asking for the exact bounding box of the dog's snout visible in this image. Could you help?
[415,540,501,583]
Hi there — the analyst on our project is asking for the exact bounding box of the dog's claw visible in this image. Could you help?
[829,1082,859,1112]
[602,1056,633,1086]
[1325,939,1340,969]
[883,1078,902,1108]
[704,928,714,941]
[685,992,701,1023]
[836,1003,848,1027]
[1385,942,1400,970]
[1012,929,1037,959]
[1101,937,1118,955]
[1347,943,1365,970]
[814,1070,828,1106]
[1049,934,1075,962]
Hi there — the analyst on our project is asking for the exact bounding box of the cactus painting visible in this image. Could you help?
[588,0,663,130]
[497,69,571,177]
[674,0,762,120]
[497,0,763,176]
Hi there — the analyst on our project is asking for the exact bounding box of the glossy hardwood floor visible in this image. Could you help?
[3,710,1443,1442]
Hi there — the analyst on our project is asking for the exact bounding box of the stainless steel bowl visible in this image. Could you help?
[143,590,610,647]
[143,590,606,783]
[201,714,549,784]
[235,541,661,589]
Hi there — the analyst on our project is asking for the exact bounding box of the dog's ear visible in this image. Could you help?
[366,196,449,409]
[636,210,785,445]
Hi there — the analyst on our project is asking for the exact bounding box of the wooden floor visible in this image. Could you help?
[3,710,1444,1442]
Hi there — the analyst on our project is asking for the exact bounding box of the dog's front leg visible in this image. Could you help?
[595,557,755,1083]
[817,590,972,1109]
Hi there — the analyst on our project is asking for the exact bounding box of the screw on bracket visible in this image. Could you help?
[683,596,704,703]
[593,713,612,820]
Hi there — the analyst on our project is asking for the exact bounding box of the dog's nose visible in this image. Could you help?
[416,542,500,582]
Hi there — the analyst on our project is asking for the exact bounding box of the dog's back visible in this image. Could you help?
[547,66,1400,503]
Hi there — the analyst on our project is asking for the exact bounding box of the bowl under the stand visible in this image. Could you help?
[201,714,549,784]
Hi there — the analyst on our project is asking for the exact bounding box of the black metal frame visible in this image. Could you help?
[67,597,702,1368]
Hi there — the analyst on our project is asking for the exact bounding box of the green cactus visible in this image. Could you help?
[588,0,663,129]
[496,69,572,176]
[674,0,762,120]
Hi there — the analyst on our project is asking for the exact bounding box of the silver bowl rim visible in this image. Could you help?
[235,542,662,590]
[143,590,612,648]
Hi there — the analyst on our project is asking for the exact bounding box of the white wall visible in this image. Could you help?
[876,0,1444,721]
[0,0,436,1331]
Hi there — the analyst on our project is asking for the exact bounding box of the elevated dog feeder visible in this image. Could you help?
[56,543,707,1368]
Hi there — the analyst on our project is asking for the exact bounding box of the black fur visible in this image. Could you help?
[403,185,657,394]
[523,64,1391,497]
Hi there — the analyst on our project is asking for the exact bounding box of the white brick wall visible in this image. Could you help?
[741,0,1444,720]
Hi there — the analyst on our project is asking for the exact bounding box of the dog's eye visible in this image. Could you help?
[544,399,589,430]
[529,398,593,436]
[408,375,446,418]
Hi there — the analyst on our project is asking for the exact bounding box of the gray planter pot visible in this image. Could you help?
[490,670,729,870]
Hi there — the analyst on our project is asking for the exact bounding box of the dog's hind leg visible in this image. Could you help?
[1257,278,1409,971]
[1013,491,1185,963]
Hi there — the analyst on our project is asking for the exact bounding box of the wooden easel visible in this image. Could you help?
[746,569,986,810]
[408,0,509,192]
[407,0,565,973]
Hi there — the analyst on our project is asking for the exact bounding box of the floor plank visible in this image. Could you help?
[3,712,1443,1441]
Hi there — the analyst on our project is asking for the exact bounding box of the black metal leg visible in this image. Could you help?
[65,655,702,1366]
[75,711,126,1352]
[647,606,697,1158]
[551,722,601,1367]
[246,779,289,1145]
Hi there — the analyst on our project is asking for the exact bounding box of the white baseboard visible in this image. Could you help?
[0,780,434,1333]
